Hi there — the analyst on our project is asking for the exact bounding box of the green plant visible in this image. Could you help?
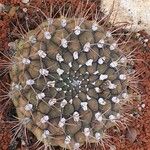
[7,1,137,149]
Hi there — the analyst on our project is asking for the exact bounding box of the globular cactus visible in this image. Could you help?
[9,3,132,150]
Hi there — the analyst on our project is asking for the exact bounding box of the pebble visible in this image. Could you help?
[22,0,30,4]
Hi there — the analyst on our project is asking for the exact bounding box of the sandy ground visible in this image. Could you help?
[101,0,150,34]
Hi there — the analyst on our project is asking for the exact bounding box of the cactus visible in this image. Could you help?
[9,2,134,150]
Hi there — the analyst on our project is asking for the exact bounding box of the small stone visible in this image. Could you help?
[22,0,30,4]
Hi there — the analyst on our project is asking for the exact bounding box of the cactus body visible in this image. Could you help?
[10,18,129,149]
